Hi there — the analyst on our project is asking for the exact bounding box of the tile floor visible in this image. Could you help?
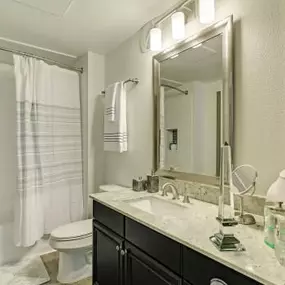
[41,252,92,285]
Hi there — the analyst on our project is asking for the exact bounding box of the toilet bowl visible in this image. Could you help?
[49,219,92,284]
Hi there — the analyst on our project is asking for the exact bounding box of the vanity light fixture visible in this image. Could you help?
[171,12,185,40]
[140,0,196,53]
[199,0,215,24]
[150,27,162,51]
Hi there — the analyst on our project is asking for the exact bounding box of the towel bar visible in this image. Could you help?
[101,78,139,95]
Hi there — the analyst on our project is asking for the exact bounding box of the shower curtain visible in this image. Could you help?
[14,55,83,247]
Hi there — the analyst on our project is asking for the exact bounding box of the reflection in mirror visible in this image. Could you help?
[159,35,223,177]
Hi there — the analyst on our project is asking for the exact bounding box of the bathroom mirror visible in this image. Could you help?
[153,16,233,185]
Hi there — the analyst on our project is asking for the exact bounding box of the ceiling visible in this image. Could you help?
[0,0,180,56]
[161,35,223,83]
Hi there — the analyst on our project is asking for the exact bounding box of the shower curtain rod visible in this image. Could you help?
[0,46,83,73]
[161,84,188,95]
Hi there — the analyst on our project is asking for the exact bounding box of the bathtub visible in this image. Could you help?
[0,222,29,265]
[0,222,53,265]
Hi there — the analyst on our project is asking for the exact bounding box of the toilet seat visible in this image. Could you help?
[50,219,92,241]
[49,219,93,251]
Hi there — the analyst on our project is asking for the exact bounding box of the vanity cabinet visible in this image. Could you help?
[93,201,262,285]
[183,246,258,285]
[93,222,124,285]
[125,242,182,285]
[125,217,181,275]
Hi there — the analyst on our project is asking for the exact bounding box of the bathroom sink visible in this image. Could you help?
[126,196,187,216]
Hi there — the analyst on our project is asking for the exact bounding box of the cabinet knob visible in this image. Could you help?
[116,245,120,251]
[120,249,127,256]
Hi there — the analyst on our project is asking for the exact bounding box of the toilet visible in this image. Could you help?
[49,219,93,284]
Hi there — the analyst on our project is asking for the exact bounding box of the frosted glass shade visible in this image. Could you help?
[267,170,285,202]
[150,28,162,51]
[199,0,215,24]
[171,12,185,40]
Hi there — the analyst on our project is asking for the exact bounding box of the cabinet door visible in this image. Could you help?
[125,242,182,285]
[93,222,124,285]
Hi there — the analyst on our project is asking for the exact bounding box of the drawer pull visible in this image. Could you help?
[116,245,120,251]
[211,278,228,285]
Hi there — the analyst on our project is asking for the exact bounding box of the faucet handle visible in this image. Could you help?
[183,184,190,203]
[183,194,190,203]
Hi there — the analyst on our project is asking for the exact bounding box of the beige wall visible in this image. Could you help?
[105,32,154,186]
[87,52,105,212]
[77,52,105,216]
[77,52,105,217]
[0,64,16,224]
[105,0,285,195]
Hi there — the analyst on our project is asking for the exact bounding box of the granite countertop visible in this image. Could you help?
[90,185,285,285]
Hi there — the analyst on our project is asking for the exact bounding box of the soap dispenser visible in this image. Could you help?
[132,177,146,192]
[146,170,159,193]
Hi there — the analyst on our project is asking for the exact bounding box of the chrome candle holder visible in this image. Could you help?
[210,144,245,252]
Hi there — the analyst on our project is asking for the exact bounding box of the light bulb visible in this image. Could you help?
[171,12,185,40]
[199,0,215,24]
[150,28,162,51]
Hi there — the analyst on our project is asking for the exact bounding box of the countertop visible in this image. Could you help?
[90,185,285,285]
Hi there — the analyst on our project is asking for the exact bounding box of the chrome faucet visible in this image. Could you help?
[161,182,179,200]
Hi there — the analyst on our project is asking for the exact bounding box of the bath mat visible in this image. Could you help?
[41,251,92,285]
[0,256,50,285]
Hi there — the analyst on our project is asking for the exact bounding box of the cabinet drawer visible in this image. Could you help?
[125,242,182,285]
[93,201,124,237]
[183,246,262,285]
[126,217,181,275]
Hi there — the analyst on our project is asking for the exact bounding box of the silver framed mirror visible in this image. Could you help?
[153,15,233,186]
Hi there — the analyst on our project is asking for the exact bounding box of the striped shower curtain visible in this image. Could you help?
[14,55,83,247]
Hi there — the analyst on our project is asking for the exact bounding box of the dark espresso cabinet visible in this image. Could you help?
[93,222,124,285]
[125,242,182,285]
[93,201,262,285]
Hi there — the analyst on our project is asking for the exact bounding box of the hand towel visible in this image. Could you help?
[104,81,128,152]
[105,82,120,122]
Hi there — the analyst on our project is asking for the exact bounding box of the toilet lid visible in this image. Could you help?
[51,219,92,241]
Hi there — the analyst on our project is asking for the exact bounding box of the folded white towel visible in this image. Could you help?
[104,81,128,152]
[105,82,120,122]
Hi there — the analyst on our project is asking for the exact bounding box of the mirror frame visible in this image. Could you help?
[153,15,234,186]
